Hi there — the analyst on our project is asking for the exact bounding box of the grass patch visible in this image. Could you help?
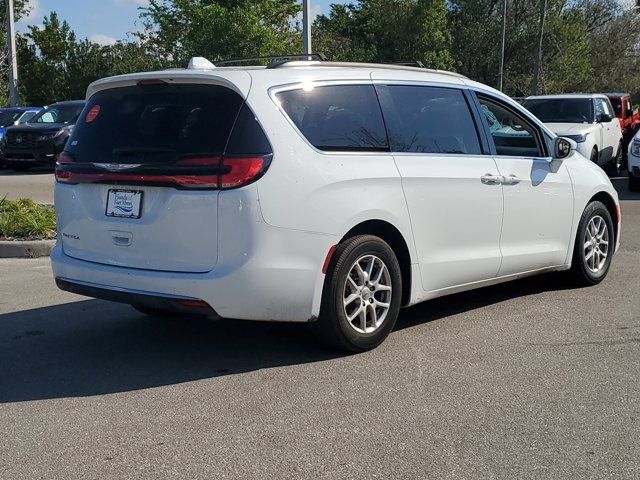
[0,198,56,240]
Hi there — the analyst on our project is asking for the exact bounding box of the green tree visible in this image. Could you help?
[313,0,452,69]
[17,11,160,105]
[139,0,302,66]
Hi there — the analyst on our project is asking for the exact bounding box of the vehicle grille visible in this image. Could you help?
[5,132,38,148]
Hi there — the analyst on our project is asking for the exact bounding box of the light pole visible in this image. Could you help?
[6,0,19,106]
[302,0,312,56]
[497,0,506,92]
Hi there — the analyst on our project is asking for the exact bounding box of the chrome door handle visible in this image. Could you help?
[481,174,502,185]
[501,174,521,185]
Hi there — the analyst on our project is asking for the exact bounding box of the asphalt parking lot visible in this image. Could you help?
[0,178,638,479]
[0,168,55,204]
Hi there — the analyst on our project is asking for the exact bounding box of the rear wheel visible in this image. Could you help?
[605,141,624,176]
[313,235,402,352]
[570,201,614,285]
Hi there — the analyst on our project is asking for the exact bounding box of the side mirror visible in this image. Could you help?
[554,137,575,160]
[597,113,613,123]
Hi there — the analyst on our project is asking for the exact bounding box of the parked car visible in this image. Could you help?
[606,92,640,153]
[523,94,624,175]
[0,107,41,140]
[627,132,640,191]
[1,100,85,171]
[51,59,620,351]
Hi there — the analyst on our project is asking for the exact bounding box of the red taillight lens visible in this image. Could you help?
[220,156,266,189]
[55,168,74,183]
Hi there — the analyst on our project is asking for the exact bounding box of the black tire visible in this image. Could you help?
[313,235,402,352]
[589,147,598,164]
[132,305,176,318]
[605,142,624,177]
[570,201,614,286]
[629,175,640,192]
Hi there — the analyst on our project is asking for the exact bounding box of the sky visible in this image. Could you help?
[16,0,345,46]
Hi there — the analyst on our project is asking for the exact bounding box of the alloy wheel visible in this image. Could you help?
[343,254,392,334]
[583,215,610,273]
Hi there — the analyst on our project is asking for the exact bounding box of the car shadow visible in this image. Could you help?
[0,272,573,404]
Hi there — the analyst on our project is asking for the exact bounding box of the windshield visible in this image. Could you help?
[18,111,39,124]
[609,98,622,117]
[32,104,84,124]
[523,98,594,124]
[0,110,21,126]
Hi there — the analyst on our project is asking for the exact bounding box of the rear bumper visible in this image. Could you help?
[51,221,338,322]
[56,277,219,316]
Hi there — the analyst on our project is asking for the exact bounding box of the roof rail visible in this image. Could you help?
[267,60,467,79]
[387,61,425,68]
[216,53,326,67]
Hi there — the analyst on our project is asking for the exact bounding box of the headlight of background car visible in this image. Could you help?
[631,141,640,157]
[564,134,588,143]
[37,126,73,142]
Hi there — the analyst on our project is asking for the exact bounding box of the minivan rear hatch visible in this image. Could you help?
[56,79,272,273]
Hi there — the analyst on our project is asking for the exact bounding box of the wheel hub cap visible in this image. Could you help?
[343,254,392,334]
[583,215,609,274]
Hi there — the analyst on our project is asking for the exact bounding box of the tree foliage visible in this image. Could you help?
[17,12,158,106]
[313,0,452,69]
[138,0,302,65]
[3,0,640,105]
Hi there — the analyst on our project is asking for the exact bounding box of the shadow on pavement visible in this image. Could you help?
[0,272,573,404]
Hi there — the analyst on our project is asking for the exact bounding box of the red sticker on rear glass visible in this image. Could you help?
[86,105,101,123]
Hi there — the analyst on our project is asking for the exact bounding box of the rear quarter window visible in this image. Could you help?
[276,84,389,152]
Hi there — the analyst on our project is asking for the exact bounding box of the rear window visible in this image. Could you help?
[276,85,389,152]
[66,84,246,164]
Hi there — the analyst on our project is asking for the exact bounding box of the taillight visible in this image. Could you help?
[220,156,267,189]
[55,154,270,190]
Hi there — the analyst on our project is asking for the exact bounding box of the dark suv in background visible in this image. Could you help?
[1,100,85,171]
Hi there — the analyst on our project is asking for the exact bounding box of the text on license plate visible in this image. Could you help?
[106,189,143,218]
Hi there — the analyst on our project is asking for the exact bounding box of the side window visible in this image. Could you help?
[477,96,543,157]
[38,111,56,123]
[376,85,482,155]
[595,99,611,120]
[276,85,388,152]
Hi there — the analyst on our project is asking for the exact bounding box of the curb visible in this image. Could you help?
[0,240,56,259]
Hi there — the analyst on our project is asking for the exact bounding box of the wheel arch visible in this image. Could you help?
[337,220,413,307]
[588,191,619,244]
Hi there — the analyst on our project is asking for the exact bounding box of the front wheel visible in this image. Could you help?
[570,201,614,285]
[313,235,402,352]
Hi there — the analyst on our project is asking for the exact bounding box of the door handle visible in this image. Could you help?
[501,174,522,185]
[481,174,502,185]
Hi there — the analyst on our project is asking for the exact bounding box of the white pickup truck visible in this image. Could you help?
[523,94,624,175]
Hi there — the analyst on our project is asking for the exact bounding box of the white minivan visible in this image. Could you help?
[52,59,620,351]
